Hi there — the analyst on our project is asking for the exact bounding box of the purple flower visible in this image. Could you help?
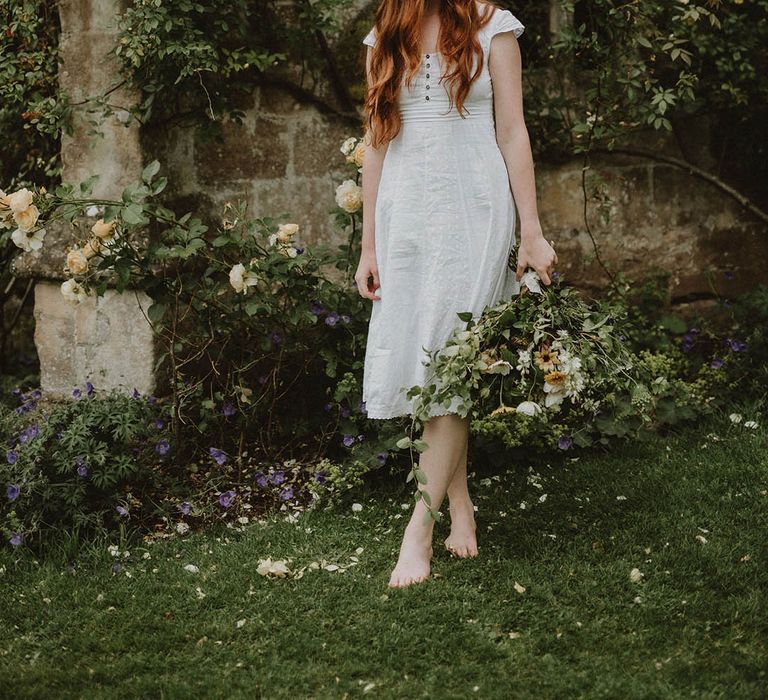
[376,451,388,466]
[255,472,269,488]
[341,406,351,418]
[222,403,236,417]
[342,434,355,448]
[209,447,228,465]
[310,300,325,315]
[156,439,171,456]
[358,400,367,414]
[314,471,327,484]
[7,484,20,501]
[77,464,89,477]
[111,562,122,573]
[154,418,166,430]
[258,375,268,385]
[19,426,37,443]
[323,401,334,412]
[728,339,748,352]
[325,311,340,327]
[179,501,192,515]
[558,435,574,450]
[10,532,22,547]
[270,331,283,346]
[72,388,82,399]
[219,490,236,508]
[6,451,18,465]
[147,395,157,405]
[710,357,724,369]
[116,505,129,517]
[11,387,21,397]
[552,271,561,280]
[618,334,626,342]
[270,470,286,486]
[85,381,95,397]
[295,247,304,255]
[724,270,734,280]
[31,389,42,399]
[132,388,141,399]
[279,486,294,501]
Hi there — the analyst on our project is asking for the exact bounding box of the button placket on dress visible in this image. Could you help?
[424,54,431,100]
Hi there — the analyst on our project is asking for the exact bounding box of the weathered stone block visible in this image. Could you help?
[33,281,158,398]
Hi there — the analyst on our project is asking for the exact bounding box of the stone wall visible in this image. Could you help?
[11,0,767,399]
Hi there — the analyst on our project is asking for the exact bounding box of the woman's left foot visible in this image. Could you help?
[444,499,478,557]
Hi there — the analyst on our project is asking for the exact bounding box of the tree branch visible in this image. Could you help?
[592,146,768,227]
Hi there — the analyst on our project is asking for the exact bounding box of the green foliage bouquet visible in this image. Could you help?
[396,270,698,522]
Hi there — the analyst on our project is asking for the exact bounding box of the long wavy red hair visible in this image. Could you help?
[362,0,499,148]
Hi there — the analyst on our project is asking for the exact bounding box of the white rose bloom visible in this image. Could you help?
[11,226,47,252]
[543,382,566,407]
[229,263,259,294]
[335,179,363,213]
[486,359,513,375]
[340,137,357,156]
[516,400,542,416]
[61,278,88,305]
[729,413,742,424]
[280,246,298,258]
[520,270,543,294]
[743,420,758,429]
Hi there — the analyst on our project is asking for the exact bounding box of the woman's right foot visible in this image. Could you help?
[388,522,434,588]
[444,498,478,557]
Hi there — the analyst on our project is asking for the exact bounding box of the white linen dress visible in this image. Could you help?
[360,5,525,420]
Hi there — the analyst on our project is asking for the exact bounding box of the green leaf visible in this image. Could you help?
[659,314,687,334]
[122,203,146,226]
[395,436,412,449]
[147,302,166,323]
[142,160,161,183]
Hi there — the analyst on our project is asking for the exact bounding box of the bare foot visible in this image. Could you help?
[388,522,434,588]
[444,499,478,557]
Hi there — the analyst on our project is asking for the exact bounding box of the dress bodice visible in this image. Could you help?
[362,4,524,124]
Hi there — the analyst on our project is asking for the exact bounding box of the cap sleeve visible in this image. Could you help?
[485,8,525,47]
[362,25,377,47]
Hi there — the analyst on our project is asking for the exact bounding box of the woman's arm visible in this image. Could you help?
[356,46,390,301]
[488,31,558,285]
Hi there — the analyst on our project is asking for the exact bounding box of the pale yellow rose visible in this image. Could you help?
[335,179,363,213]
[276,222,299,244]
[350,140,366,167]
[91,218,116,240]
[13,204,40,233]
[82,238,102,258]
[6,188,34,213]
[66,249,89,275]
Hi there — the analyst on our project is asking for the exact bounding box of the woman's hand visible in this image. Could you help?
[515,225,558,286]
[354,249,381,301]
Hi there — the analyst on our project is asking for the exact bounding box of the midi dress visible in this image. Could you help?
[360,5,525,420]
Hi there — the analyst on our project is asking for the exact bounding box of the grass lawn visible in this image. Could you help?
[1,415,766,699]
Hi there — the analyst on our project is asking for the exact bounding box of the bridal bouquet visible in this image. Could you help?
[396,269,694,517]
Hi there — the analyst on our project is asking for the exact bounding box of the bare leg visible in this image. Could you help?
[444,436,478,557]
[388,413,470,588]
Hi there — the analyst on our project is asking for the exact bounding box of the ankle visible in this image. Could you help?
[447,494,474,512]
